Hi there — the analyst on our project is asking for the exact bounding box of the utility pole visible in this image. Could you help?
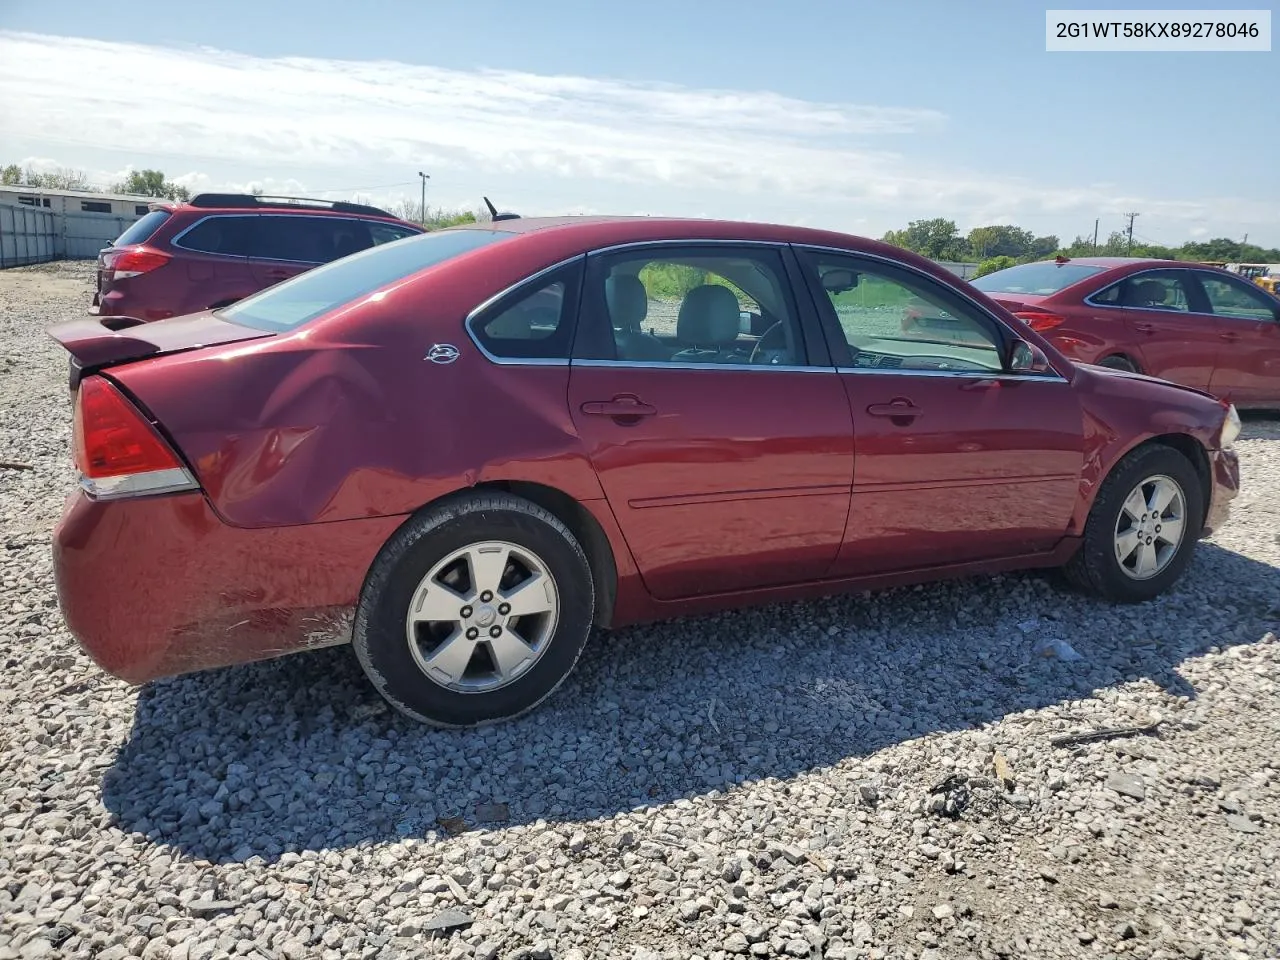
[1123,212,1139,254]
[418,171,430,226]
[1093,218,1099,252]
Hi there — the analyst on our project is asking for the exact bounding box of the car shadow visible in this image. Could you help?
[100,524,1280,865]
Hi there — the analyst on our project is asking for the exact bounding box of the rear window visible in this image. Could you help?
[114,210,171,246]
[218,228,514,332]
[971,261,1106,296]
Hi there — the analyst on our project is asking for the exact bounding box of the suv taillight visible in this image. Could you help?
[73,377,199,500]
[106,246,171,280]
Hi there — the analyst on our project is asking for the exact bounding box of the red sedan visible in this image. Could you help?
[50,218,1241,727]
[971,257,1280,409]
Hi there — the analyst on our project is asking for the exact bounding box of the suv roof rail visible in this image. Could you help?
[188,193,396,218]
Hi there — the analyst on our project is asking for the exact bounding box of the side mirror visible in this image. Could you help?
[1009,339,1053,374]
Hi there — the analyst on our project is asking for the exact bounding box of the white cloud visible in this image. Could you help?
[0,30,1275,243]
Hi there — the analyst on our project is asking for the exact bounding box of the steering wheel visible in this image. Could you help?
[749,321,791,365]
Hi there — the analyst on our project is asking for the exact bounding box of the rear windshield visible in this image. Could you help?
[970,261,1106,296]
[114,210,171,246]
[219,228,514,332]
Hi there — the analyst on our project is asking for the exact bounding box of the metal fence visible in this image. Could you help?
[0,203,141,267]
[0,204,58,267]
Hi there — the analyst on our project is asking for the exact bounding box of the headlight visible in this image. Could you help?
[1220,403,1241,448]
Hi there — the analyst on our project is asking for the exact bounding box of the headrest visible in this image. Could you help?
[676,285,741,346]
[605,274,647,331]
[1130,280,1167,305]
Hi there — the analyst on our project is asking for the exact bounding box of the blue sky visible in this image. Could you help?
[1,0,1276,246]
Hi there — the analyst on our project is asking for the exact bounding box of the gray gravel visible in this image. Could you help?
[2,259,1278,960]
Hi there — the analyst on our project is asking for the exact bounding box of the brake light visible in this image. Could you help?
[1012,310,1067,332]
[72,377,198,499]
[108,247,171,280]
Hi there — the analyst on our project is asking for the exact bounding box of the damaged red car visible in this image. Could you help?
[50,216,1242,726]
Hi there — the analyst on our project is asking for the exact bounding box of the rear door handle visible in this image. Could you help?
[1132,322,1156,333]
[1219,331,1240,342]
[580,395,657,419]
[867,400,922,420]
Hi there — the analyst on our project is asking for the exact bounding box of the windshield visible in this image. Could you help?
[219,228,514,332]
[971,261,1106,296]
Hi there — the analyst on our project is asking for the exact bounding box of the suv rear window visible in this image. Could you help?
[114,210,171,246]
[971,261,1106,296]
[219,228,513,332]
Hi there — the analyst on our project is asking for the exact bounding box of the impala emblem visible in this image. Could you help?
[426,343,461,364]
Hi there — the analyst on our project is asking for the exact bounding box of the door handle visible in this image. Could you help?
[867,400,922,421]
[1219,331,1240,342]
[580,395,657,420]
[1132,322,1156,334]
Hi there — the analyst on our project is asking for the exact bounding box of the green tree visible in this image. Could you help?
[1,164,21,185]
[974,255,1017,278]
[6,165,95,190]
[882,218,967,260]
[112,169,190,201]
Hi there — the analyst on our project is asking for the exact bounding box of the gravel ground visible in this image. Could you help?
[2,260,1278,960]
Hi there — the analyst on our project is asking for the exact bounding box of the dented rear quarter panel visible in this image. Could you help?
[108,242,607,530]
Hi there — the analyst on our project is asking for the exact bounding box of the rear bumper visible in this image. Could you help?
[1202,446,1240,538]
[52,489,403,683]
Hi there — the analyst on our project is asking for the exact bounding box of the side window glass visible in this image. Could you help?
[254,217,328,263]
[810,255,1004,373]
[175,216,254,257]
[320,220,373,262]
[472,275,574,360]
[1116,272,1191,311]
[1199,275,1276,321]
[596,251,804,366]
[1091,283,1122,305]
[370,223,419,245]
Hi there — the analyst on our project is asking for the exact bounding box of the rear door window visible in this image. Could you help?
[1097,271,1195,312]
[252,216,384,264]
[173,216,255,257]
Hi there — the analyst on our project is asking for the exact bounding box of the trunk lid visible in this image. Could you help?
[49,311,273,389]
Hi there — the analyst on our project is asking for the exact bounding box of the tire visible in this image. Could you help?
[1097,354,1138,372]
[1062,443,1204,603]
[353,492,595,727]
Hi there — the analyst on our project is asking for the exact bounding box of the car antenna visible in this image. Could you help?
[483,196,521,221]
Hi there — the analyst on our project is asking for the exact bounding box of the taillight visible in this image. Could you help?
[107,246,171,280]
[72,377,198,500]
[1012,310,1067,332]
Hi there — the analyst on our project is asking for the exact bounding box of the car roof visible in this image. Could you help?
[460,214,908,251]
[1055,256,1192,269]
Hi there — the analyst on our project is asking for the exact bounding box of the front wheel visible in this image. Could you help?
[353,493,595,726]
[1097,354,1138,373]
[1062,444,1204,602]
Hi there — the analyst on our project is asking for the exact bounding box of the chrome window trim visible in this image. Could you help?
[170,212,414,263]
[792,243,1075,381]
[464,255,584,366]
[571,358,833,374]
[834,366,1068,383]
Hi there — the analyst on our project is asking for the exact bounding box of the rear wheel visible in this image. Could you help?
[353,493,595,726]
[1097,354,1138,372]
[1062,444,1204,602]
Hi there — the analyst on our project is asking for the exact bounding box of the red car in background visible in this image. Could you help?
[971,257,1280,410]
[50,217,1241,727]
[91,193,423,322]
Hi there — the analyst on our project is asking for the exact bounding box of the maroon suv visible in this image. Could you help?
[90,193,424,321]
